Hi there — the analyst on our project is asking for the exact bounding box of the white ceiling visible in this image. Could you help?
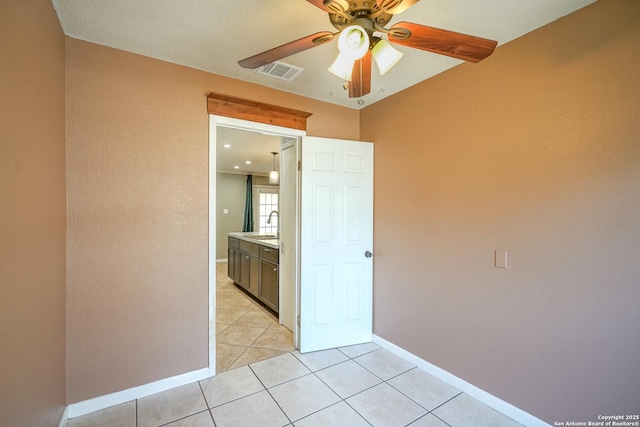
[51,0,596,110]
[216,126,284,176]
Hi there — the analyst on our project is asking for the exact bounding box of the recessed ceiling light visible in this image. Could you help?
[234,166,239,169]
[223,144,231,148]
[245,161,251,164]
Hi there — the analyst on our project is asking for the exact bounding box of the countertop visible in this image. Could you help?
[228,232,279,250]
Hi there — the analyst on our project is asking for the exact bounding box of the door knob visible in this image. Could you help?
[365,251,373,258]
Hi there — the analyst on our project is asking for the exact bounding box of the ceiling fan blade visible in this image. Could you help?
[376,0,420,14]
[349,50,372,98]
[388,22,497,63]
[238,32,335,69]
[306,0,330,12]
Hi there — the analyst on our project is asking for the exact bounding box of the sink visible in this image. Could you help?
[251,234,277,240]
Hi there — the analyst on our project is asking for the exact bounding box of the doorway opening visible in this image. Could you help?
[208,115,305,374]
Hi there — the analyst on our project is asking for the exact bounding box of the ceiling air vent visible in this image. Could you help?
[256,62,303,82]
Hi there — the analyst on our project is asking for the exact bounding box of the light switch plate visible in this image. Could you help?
[495,250,508,269]
[223,209,229,214]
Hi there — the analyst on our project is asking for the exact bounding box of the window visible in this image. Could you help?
[253,186,278,234]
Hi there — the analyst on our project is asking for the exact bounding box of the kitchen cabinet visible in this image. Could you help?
[259,245,279,312]
[228,235,279,313]
[238,240,259,297]
[228,237,239,282]
[238,253,259,297]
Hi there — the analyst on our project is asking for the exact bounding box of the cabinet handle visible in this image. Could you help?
[264,248,271,252]
[245,256,249,259]
[273,267,278,272]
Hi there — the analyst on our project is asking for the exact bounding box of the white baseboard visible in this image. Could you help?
[65,367,211,420]
[372,334,550,427]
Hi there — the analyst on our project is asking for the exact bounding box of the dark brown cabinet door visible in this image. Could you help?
[239,253,251,290]
[228,248,236,281]
[234,250,241,281]
[248,256,259,297]
[259,260,278,312]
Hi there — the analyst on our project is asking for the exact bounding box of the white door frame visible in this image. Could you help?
[208,115,305,374]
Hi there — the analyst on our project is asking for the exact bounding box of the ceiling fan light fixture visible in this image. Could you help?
[337,25,370,60]
[328,53,355,81]
[372,39,404,75]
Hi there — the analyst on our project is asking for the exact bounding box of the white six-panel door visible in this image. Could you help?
[300,136,374,353]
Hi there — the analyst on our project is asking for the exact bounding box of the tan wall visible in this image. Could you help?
[362,0,640,423]
[0,0,67,425]
[65,38,359,402]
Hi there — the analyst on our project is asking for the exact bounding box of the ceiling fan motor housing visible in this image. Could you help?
[328,0,393,31]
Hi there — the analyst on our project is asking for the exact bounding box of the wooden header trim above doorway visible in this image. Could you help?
[207,93,312,131]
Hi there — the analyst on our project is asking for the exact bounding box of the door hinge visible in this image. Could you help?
[281,242,285,255]
[298,160,302,171]
[297,315,301,326]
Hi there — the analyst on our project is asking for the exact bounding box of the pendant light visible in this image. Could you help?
[269,152,279,185]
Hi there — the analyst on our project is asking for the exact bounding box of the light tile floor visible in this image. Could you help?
[67,343,524,427]
[215,262,295,372]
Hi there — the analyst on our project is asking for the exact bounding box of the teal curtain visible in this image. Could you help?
[242,175,254,232]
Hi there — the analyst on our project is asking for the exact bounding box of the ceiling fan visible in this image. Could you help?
[238,0,498,98]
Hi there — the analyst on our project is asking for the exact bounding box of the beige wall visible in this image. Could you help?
[361,0,640,423]
[0,0,67,425]
[65,38,359,402]
[216,173,247,258]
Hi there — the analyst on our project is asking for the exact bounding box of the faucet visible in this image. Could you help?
[267,210,278,224]
[267,210,279,238]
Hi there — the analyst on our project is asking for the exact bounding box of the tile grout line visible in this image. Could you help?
[429,391,463,412]
[197,381,211,410]
[426,391,464,427]
[382,366,448,418]
[432,412,454,427]
[264,386,293,426]
[292,348,421,427]
[198,380,221,427]
[155,410,211,427]
[247,363,294,426]
[219,344,251,373]
[218,326,295,371]
[311,359,383,400]
[313,347,446,427]
[263,361,374,426]
[216,269,294,372]
[349,349,394,382]
[342,395,375,427]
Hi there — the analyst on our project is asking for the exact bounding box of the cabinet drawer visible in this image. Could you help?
[228,237,239,249]
[239,240,259,255]
[260,245,279,263]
